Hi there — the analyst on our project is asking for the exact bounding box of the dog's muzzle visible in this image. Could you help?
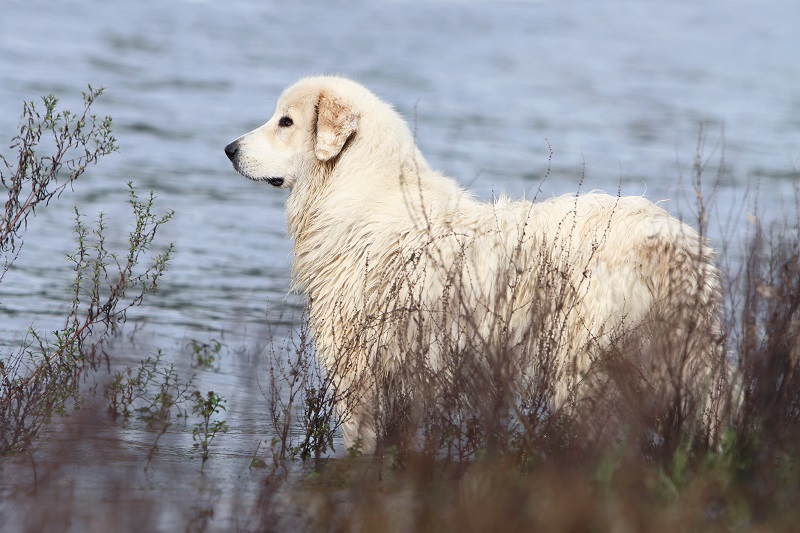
[224,141,284,187]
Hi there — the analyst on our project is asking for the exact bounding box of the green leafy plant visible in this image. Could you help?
[105,349,195,426]
[192,390,229,472]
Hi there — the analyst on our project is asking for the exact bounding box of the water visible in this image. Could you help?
[0,0,798,521]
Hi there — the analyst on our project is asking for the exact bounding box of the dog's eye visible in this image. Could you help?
[278,116,293,127]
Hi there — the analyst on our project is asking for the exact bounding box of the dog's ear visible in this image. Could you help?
[314,92,358,161]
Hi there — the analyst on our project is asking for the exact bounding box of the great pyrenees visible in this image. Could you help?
[225,76,726,453]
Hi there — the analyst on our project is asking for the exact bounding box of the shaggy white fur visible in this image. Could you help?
[225,76,724,453]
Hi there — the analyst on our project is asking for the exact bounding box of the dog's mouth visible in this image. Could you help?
[230,166,285,188]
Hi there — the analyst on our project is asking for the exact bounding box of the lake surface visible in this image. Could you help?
[2,0,798,526]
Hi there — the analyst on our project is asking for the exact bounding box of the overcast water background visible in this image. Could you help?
[1,0,799,526]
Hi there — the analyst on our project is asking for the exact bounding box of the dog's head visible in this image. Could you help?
[224,77,361,190]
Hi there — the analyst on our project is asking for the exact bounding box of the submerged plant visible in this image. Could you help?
[188,338,225,371]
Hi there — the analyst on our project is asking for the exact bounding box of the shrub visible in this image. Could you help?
[0,88,174,455]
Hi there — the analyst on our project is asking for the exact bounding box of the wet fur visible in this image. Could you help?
[226,76,724,452]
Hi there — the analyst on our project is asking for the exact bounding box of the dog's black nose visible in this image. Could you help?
[224,141,239,161]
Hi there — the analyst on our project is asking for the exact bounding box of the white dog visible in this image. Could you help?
[225,76,725,453]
